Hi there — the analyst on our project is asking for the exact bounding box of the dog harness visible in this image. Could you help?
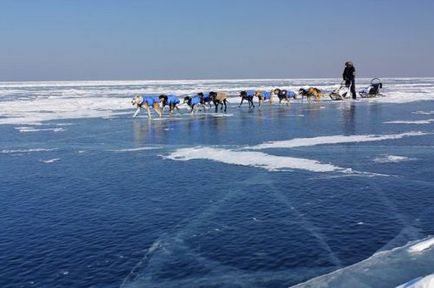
[190,96,201,106]
[141,96,159,106]
[201,92,211,101]
[135,96,144,106]
[246,90,255,97]
[167,95,180,105]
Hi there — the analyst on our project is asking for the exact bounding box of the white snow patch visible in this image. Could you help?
[15,127,65,133]
[396,274,434,288]
[41,158,60,163]
[385,119,434,125]
[409,238,434,253]
[373,155,415,163]
[413,111,434,115]
[165,147,350,173]
[250,131,427,150]
[1,148,56,154]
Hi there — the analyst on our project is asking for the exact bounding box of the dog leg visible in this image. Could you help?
[153,104,162,117]
[133,107,141,117]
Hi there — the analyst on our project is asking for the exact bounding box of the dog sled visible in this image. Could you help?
[329,81,349,100]
[359,78,383,98]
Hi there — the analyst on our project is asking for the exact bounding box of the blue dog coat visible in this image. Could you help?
[167,95,180,105]
[246,90,255,97]
[201,92,211,101]
[191,96,201,105]
[142,96,159,106]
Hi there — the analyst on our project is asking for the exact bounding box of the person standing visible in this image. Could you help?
[343,61,356,99]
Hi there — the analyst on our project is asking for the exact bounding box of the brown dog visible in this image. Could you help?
[209,91,228,112]
[298,88,321,102]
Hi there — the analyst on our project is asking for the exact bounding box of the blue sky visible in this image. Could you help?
[1,0,433,80]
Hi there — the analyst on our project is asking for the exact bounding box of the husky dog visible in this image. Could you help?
[131,95,162,118]
[159,94,181,114]
[197,92,213,108]
[239,90,255,108]
[209,91,228,112]
[255,90,273,107]
[298,87,321,102]
[183,95,204,113]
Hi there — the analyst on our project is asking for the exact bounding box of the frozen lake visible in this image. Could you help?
[1,78,434,287]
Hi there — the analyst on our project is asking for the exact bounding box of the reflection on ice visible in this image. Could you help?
[109,147,162,152]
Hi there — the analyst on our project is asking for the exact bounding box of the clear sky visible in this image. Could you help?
[1,0,433,80]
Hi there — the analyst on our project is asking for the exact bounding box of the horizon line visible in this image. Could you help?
[1,76,434,83]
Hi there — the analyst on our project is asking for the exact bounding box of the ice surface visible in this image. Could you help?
[291,236,434,288]
[1,78,434,125]
[164,131,427,175]
[2,78,434,288]
[396,274,434,288]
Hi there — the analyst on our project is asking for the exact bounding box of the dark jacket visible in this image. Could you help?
[343,65,356,81]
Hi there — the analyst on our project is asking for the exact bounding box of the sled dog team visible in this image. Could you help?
[132,78,383,118]
[131,87,323,118]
